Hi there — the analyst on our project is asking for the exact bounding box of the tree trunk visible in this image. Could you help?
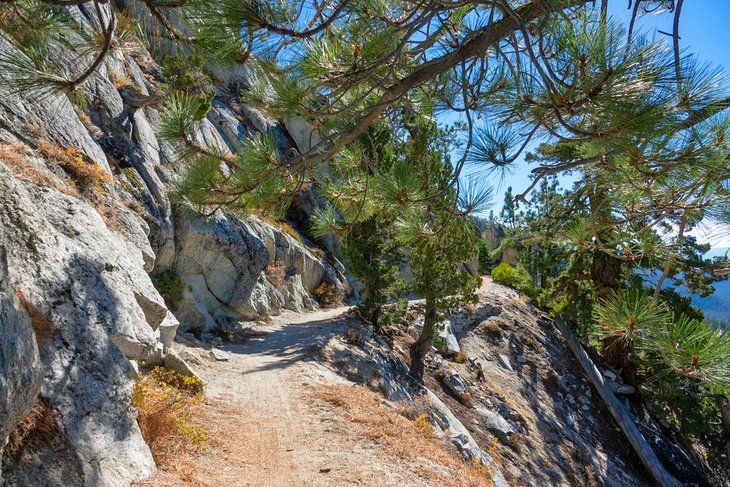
[591,249,621,295]
[719,396,730,478]
[409,296,437,381]
[554,315,683,487]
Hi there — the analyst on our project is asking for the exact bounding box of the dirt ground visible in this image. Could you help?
[137,307,492,487]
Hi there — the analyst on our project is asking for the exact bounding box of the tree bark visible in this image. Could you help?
[719,396,730,478]
[554,314,683,487]
[409,296,437,381]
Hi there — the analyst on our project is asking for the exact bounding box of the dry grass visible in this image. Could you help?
[38,141,112,198]
[123,198,144,215]
[344,328,361,344]
[264,261,288,290]
[74,107,102,138]
[310,384,492,487]
[0,143,76,195]
[97,203,122,232]
[3,400,60,462]
[272,220,303,244]
[16,289,56,342]
[135,398,252,487]
[132,368,206,466]
[22,121,46,139]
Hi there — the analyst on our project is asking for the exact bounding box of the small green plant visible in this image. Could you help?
[152,270,184,304]
[454,352,468,364]
[490,263,527,288]
[378,298,409,327]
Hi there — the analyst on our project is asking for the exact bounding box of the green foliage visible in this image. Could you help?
[161,54,214,120]
[477,239,493,274]
[342,217,405,326]
[152,270,185,305]
[377,298,409,328]
[594,289,671,353]
[649,315,730,388]
[490,264,527,289]
[657,288,704,323]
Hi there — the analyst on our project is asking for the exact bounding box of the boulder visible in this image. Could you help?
[173,205,269,325]
[437,322,461,355]
[477,408,515,444]
[0,166,157,486]
[441,371,471,400]
[0,247,43,476]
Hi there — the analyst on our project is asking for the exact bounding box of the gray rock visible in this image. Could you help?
[607,381,636,395]
[477,408,515,443]
[498,354,513,372]
[441,371,470,398]
[211,348,230,361]
[173,206,269,326]
[163,349,199,378]
[437,322,460,355]
[0,36,110,170]
[515,354,527,364]
[0,247,43,473]
[604,370,618,381]
[426,391,509,487]
[0,166,157,486]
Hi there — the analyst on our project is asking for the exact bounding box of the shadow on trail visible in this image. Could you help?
[221,311,353,376]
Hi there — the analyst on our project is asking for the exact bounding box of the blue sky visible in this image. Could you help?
[455,1,730,247]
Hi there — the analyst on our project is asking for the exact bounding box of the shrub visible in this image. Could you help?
[490,263,527,288]
[454,352,468,364]
[313,281,342,307]
[378,298,409,327]
[344,328,361,344]
[152,270,185,304]
[132,367,206,464]
[39,142,111,197]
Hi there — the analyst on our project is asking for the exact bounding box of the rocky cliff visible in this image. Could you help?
[0,4,347,484]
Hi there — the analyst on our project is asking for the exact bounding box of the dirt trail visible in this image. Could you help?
[179,307,351,487]
[141,305,457,487]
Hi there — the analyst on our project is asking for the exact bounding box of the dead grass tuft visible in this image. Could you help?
[38,141,112,198]
[134,398,250,487]
[97,203,122,232]
[74,107,102,138]
[0,143,75,195]
[310,384,492,487]
[344,328,361,344]
[123,198,144,215]
[3,400,60,461]
[265,261,288,290]
[16,289,56,342]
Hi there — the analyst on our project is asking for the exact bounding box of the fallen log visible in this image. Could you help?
[553,314,683,487]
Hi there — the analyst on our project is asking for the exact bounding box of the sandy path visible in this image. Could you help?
[200,307,348,486]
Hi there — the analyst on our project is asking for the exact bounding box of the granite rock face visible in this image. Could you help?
[0,246,43,484]
[0,164,158,486]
